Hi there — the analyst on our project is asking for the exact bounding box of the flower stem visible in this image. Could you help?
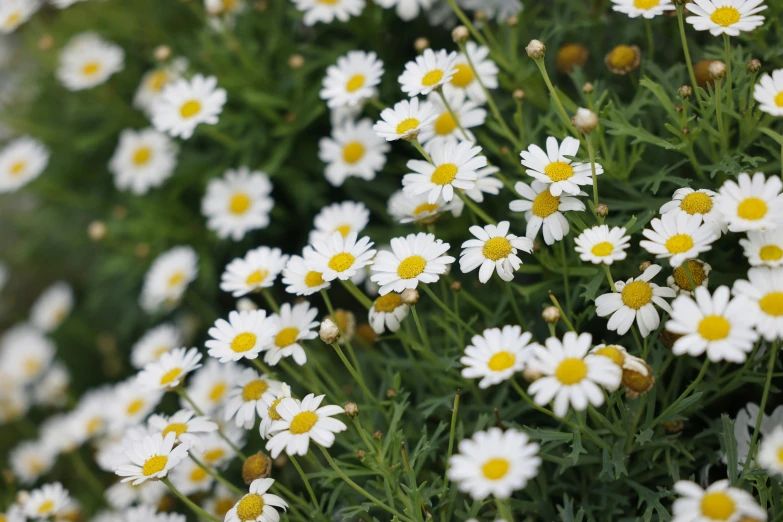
[676,5,701,104]
[602,265,616,292]
[645,19,654,61]
[420,284,479,334]
[261,289,279,313]
[250,358,278,379]
[339,279,373,310]
[437,88,471,142]
[585,134,601,221]
[533,58,572,132]
[497,498,515,521]
[68,450,105,501]
[648,358,709,428]
[715,77,728,152]
[331,342,375,402]
[723,34,733,110]
[162,477,221,522]
[457,191,496,225]
[410,138,433,163]
[290,455,322,517]
[189,454,243,496]
[442,392,460,494]
[548,292,575,332]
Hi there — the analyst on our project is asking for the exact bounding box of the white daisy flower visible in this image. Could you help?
[133,58,189,116]
[224,367,282,429]
[715,172,783,232]
[463,165,503,203]
[666,286,758,362]
[0,324,55,384]
[595,264,676,337]
[131,323,183,369]
[368,292,410,334]
[387,189,463,225]
[69,388,112,444]
[672,479,767,522]
[373,97,437,141]
[375,0,432,20]
[318,118,389,186]
[640,212,717,268]
[151,74,227,139]
[754,68,783,117]
[50,0,88,8]
[667,259,712,296]
[195,426,246,466]
[23,483,71,520]
[398,48,458,97]
[292,0,364,25]
[138,347,202,391]
[442,42,499,104]
[309,201,370,245]
[527,332,622,417]
[204,484,240,519]
[520,136,601,197]
[403,140,484,204]
[509,180,586,246]
[265,394,347,458]
[183,359,242,413]
[206,310,275,363]
[685,0,766,36]
[447,428,541,500]
[0,0,40,34]
[139,246,198,313]
[202,166,274,241]
[320,50,383,109]
[0,385,29,424]
[304,231,375,282]
[108,379,163,433]
[740,229,783,267]
[30,281,73,333]
[732,267,783,341]
[660,187,727,238]
[56,33,124,91]
[147,409,218,450]
[265,302,319,366]
[10,441,56,484]
[417,89,487,152]
[590,343,651,378]
[758,426,783,477]
[370,232,455,295]
[282,253,330,296]
[168,458,214,496]
[115,432,189,485]
[40,414,80,455]
[204,0,245,16]
[258,383,292,439]
[220,247,288,297]
[460,0,521,20]
[224,478,288,522]
[109,128,178,195]
[0,136,49,193]
[461,325,536,389]
[460,221,533,283]
[574,225,630,265]
[611,0,674,18]
[33,362,70,407]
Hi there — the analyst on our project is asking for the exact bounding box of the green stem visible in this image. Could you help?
[715,78,728,151]
[534,58,572,132]
[497,498,515,522]
[411,305,434,357]
[585,134,601,219]
[261,289,279,313]
[602,265,616,292]
[176,388,247,460]
[420,284,478,334]
[69,451,105,501]
[548,292,575,332]
[682,259,698,294]
[331,343,375,402]
[339,279,373,310]
[457,191,496,225]
[723,34,733,110]
[290,455,322,517]
[442,393,460,494]
[410,138,433,163]
[437,89,471,142]
[645,19,654,61]
[250,358,278,379]
[163,477,221,522]
[677,5,701,104]
[189,455,243,496]
[648,359,709,428]
[501,277,524,326]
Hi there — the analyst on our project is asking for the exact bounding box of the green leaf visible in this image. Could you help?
[720,414,739,485]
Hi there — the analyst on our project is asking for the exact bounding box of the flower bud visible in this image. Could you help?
[664,419,685,433]
[747,58,761,74]
[596,203,609,217]
[355,323,377,345]
[236,297,258,312]
[242,452,272,484]
[401,288,419,305]
[572,107,598,134]
[450,281,462,293]
[288,54,305,70]
[154,45,172,61]
[605,45,640,75]
[474,10,486,21]
[623,362,655,399]
[506,15,518,27]
[556,43,589,73]
[344,402,359,417]
[254,0,269,11]
[414,37,429,54]
[679,85,693,99]
[525,39,546,60]
[682,127,690,135]
[582,82,594,94]
[542,306,560,324]
[38,35,54,51]
[401,128,420,142]
[88,221,107,241]
[356,449,366,461]
[658,328,683,350]
[319,318,341,344]
[675,103,684,113]
[386,388,397,398]
[452,25,470,44]
[373,430,383,440]
[522,366,543,382]
[512,89,525,102]
[639,261,652,272]
[708,61,726,80]
[16,491,30,506]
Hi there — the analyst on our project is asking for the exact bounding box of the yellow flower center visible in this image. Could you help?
[86,417,103,435]
[214,499,235,517]
[159,367,183,386]
[737,197,768,221]
[231,332,257,353]
[633,0,659,8]
[9,161,25,175]
[621,281,653,309]
[268,398,283,421]
[204,448,225,462]
[149,70,168,91]
[777,448,783,464]
[133,147,152,166]
[290,411,319,434]
[223,0,239,9]
[591,241,614,257]
[775,91,783,107]
[544,161,574,181]
[168,271,186,288]
[342,141,365,164]
[397,255,427,279]
[481,458,510,480]
[190,467,208,482]
[698,315,731,341]
[700,491,736,520]
[242,379,269,401]
[710,6,741,27]
[760,245,783,261]
[555,358,588,385]
[127,398,145,415]
[413,203,439,215]
[434,112,458,136]
[450,63,475,88]
[482,237,512,261]
[328,252,355,272]
[6,12,21,26]
[421,69,444,87]
[531,190,560,218]
[672,260,707,291]
[665,234,694,254]
[236,494,265,521]
[374,292,402,313]
[142,455,168,476]
[180,100,202,118]
[317,0,338,4]
[680,192,713,215]
[594,346,626,366]
[334,224,351,237]
[609,45,636,68]
[24,358,41,377]
[163,422,188,438]
[305,271,326,287]
[245,269,269,285]
[37,501,54,515]
[431,163,458,185]
[345,74,365,92]
[759,292,783,316]
[229,192,252,215]
[274,327,299,348]
[82,62,101,76]
[395,118,419,135]
[210,383,227,402]
[487,351,516,372]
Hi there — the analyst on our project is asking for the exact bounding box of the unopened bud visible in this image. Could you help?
[596,203,609,217]
[450,281,462,293]
[675,103,684,113]
[452,25,469,44]
[522,366,543,382]
[386,388,397,398]
[112,205,128,220]
[401,288,419,305]
[288,54,304,70]
[15,491,30,506]
[414,38,429,54]
[664,419,685,433]
[474,10,486,21]
[542,306,560,324]
[355,323,377,345]
[682,127,690,135]
[319,318,341,344]
[708,61,726,80]
[401,128,420,142]
[242,452,272,484]
[500,145,510,155]
[582,82,594,94]
[154,45,172,61]
[513,89,525,102]
[678,86,692,102]
[525,39,546,60]
[88,221,107,241]
[273,455,288,468]
[572,107,598,134]
[639,261,652,272]
[507,15,518,27]
[236,297,258,312]
[356,449,366,461]
[373,430,383,440]
[38,35,54,51]
[623,362,655,399]
[747,58,761,74]
[344,402,359,417]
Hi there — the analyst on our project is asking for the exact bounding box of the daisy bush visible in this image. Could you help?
[3,0,783,521]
